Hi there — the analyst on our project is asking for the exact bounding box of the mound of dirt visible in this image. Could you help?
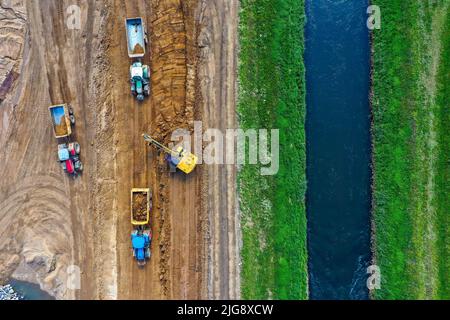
[132,193,148,222]
[54,122,68,137]
[132,43,145,55]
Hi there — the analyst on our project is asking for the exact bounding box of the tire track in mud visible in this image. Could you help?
[1,0,237,300]
[42,0,100,299]
[109,0,205,299]
[110,0,164,299]
[0,0,107,299]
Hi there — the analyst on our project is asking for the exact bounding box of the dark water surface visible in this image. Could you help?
[305,0,372,299]
[9,279,55,300]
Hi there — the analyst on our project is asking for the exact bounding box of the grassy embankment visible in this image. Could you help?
[238,0,308,299]
[372,0,449,299]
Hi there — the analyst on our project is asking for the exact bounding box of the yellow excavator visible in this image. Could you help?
[143,133,198,174]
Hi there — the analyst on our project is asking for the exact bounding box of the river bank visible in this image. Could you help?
[371,0,449,299]
[238,0,308,299]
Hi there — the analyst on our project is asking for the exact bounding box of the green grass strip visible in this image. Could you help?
[238,0,308,299]
[372,0,449,299]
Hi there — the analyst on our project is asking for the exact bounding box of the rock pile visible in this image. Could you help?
[0,284,23,300]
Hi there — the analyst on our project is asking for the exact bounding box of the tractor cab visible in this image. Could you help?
[171,146,197,174]
[58,147,70,162]
[131,63,144,80]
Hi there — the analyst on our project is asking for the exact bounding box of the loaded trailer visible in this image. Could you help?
[125,17,150,101]
[49,104,74,139]
[131,188,152,267]
[49,104,83,176]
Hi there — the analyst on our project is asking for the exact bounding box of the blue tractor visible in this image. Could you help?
[131,228,151,267]
[131,188,152,267]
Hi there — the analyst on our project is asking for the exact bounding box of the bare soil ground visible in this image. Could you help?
[0,0,239,300]
[197,0,240,299]
[0,0,104,299]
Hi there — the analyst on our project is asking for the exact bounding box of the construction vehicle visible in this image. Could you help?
[58,142,83,175]
[49,104,83,176]
[49,104,75,139]
[143,133,198,174]
[125,17,150,101]
[131,188,152,267]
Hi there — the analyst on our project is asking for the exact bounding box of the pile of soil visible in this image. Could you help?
[54,121,68,136]
[132,192,148,222]
[132,43,144,55]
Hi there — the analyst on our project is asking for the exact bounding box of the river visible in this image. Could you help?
[305,0,372,299]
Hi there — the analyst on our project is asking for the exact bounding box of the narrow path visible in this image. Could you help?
[197,0,240,299]
[417,1,448,298]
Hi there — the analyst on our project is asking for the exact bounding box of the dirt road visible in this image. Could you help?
[105,0,204,299]
[0,0,239,300]
[197,0,240,299]
[0,0,105,299]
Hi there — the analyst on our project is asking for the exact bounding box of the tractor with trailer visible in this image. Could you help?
[131,188,152,267]
[143,133,198,174]
[125,17,150,101]
[49,104,83,176]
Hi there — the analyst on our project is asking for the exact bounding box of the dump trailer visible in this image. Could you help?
[143,133,198,174]
[49,104,83,176]
[49,104,74,139]
[125,17,147,58]
[131,188,152,267]
[125,17,150,101]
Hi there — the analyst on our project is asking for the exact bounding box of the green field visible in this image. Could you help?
[238,0,308,299]
[371,0,449,299]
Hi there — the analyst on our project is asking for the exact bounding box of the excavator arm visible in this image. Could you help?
[142,133,174,155]
[142,133,198,174]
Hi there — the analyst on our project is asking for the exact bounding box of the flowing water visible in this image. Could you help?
[305,0,372,299]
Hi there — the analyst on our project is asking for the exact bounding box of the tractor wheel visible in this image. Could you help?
[77,162,83,172]
[143,66,149,79]
[144,85,150,96]
[69,115,76,125]
[68,105,74,115]
[73,142,81,155]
